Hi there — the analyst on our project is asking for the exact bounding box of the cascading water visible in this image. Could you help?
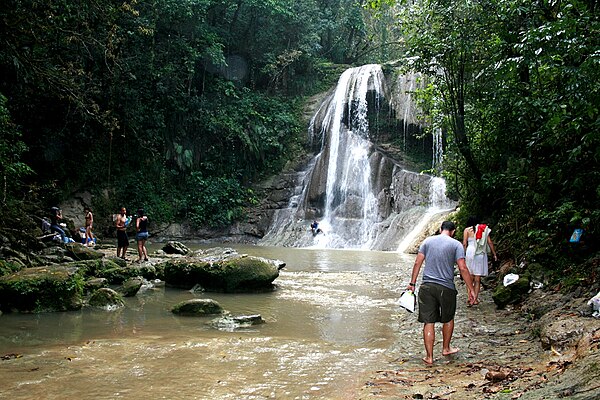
[396,177,457,253]
[259,64,455,251]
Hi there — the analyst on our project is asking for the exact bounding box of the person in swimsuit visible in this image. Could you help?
[84,207,96,246]
[116,207,129,260]
[135,208,149,263]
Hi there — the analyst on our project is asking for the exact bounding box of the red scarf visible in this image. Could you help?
[475,224,487,240]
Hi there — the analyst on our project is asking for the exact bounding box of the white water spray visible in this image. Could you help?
[396,177,456,253]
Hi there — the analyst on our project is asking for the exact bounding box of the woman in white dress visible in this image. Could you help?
[463,216,498,305]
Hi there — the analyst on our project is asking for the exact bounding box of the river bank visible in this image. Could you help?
[359,283,600,400]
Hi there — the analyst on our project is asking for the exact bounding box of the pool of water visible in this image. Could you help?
[0,245,420,399]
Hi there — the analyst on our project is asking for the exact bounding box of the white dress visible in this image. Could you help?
[466,228,489,276]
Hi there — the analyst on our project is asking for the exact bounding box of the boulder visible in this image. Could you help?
[535,310,600,351]
[88,287,125,309]
[121,277,143,297]
[85,277,108,293]
[162,241,191,255]
[159,254,280,292]
[492,274,530,309]
[62,258,134,284]
[0,266,84,312]
[64,243,104,261]
[171,298,223,316]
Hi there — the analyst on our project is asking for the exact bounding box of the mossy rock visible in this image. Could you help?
[158,255,279,292]
[88,287,125,309]
[171,298,223,316]
[0,259,25,277]
[85,277,108,293]
[492,275,531,309]
[158,258,212,289]
[64,243,104,261]
[0,266,84,313]
[120,277,143,297]
[209,256,280,292]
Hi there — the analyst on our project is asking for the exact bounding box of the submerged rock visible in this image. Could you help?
[171,298,223,316]
[120,277,143,297]
[88,287,125,309]
[211,314,265,330]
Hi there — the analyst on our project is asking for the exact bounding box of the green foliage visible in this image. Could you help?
[385,0,600,275]
[1,0,378,228]
[0,93,32,205]
[185,172,255,228]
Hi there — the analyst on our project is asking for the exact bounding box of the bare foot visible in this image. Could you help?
[442,347,460,356]
[422,356,433,365]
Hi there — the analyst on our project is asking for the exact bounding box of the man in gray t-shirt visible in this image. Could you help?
[406,221,475,365]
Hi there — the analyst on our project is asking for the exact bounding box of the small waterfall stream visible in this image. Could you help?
[259,64,455,251]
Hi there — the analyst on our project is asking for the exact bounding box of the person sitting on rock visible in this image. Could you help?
[49,207,67,243]
[310,220,323,236]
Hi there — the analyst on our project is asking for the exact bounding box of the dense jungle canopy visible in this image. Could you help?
[0,0,599,283]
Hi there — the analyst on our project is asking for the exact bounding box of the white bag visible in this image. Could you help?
[398,290,416,313]
[503,273,519,287]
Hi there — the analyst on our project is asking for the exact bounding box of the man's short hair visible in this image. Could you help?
[441,221,456,232]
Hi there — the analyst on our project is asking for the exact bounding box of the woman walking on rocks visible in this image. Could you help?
[463,216,497,305]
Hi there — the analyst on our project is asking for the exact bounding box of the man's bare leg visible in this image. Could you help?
[442,320,459,356]
[422,323,435,364]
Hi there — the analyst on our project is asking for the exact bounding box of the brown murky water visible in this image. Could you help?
[0,245,546,399]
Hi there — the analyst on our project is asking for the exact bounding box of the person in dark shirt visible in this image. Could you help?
[116,207,129,259]
[49,207,67,242]
[135,208,149,262]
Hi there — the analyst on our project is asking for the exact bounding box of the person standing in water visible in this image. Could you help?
[407,221,475,365]
[116,207,129,260]
[135,208,149,263]
[462,216,498,305]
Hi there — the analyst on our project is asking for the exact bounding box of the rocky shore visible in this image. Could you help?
[359,266,600,399]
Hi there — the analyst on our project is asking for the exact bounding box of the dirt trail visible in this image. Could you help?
[358,288,600,400]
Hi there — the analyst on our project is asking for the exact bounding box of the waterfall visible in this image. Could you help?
[259,64,455,251]
[432,127,443,174]
[396,177,456,253]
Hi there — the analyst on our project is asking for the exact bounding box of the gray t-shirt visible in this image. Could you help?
[418,234,465,290]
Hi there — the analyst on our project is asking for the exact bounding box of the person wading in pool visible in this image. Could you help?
[406,221,475,365]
